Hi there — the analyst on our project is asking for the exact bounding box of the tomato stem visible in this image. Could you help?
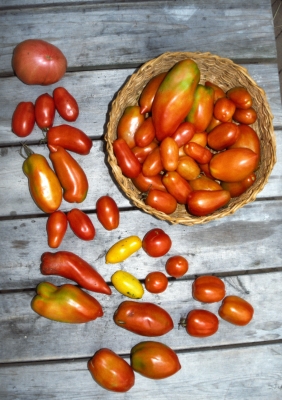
[19,143,34,159]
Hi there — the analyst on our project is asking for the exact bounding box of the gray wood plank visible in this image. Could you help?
[0,1,276,77]
[0,201,282,290]
[0,272,281,362]
[1,343,282,399]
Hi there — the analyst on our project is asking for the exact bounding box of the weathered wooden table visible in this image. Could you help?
[1,0,282,398]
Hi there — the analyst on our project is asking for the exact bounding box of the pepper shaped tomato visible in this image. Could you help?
[35,93,55,130]
[53,87,79,122]
[130,341,181,379]
[12,101,35,137]
[40,251,111,295]
[209,148,259,182]
[22,146,62,213]
[221,172,256,198]
[159,137,179,171]
[207,122,240,151]
[139,72,167,114]
[171,121,195,147]
[142,228,172,257]
[96,195,119,230]
[117,106,145,148]
[88,348,135,392]
[67,208,95,240]
[145,271,168,294]
[187,190,231,216]
[218,295,254,326]
[111,270,144,299]
[49,145,88,203]
[46,210,68,248]
[31,281,103,323]
[162,171,193,204]
[114,301,173,336]
[134,117,156,148]
[226,86,252,109]
[186,84,214,132]
[192,275,225,303]
[184,309,219,337]
[132,172,166,193]
[47,124,92,155]
[165,255,189,278]
[145,189,178,215]
[113,138,142,178]
[106,236,142,263]
[152,59,200,141]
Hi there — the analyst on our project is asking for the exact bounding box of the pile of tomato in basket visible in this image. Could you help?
[113,58,260,216]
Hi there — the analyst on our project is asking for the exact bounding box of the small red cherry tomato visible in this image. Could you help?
[46,210,68,248]
[12,102,35,137]
[145,271,168,293]
[213,97,236,122]
[226,87,252,109]
[185,309,219,337]
[113,138,142,179]
[142,228,172,258]
[221,172,256,198]
[145,189,177,215]
[192,275,225,303]
[117,106,144,148]
[35,93,56,130]
[132,172,166,193]
[142,147,163,177]
[96,195,119,230]
[184,142,212,164]
[207,122,240,151]
[187,190,231,216]
[165,255,189,278]
[53,87,79,122]
[162,171,193,204]
[171,122,195,147]
[139,72,167,114]
[134,117,155,147]
[159,137,179,171]
[232,107,257,125]
[218,295,254,326]
[132,141,158,164]
[176,155,201,181]
[67,208,95,240]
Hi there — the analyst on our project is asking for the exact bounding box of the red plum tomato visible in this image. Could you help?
[96,195,119,231]
[35,93,56,130]
[145,189,177,215]
[192,275,225,303]
[67,208,95,240]
[185,309,219,337]
[46,210,68,248]
[12,102,35,137]
[53,87,79,122]
[218,295,254,326]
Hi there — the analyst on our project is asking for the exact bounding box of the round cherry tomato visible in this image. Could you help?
[145,271,168,293]
[189,175,222,191]
[207,122,240,151]
[96,195,119,231]
[176,155,201,181]
[35,93,55,130]
[88,348,135,392]
[226,87,252,109]
[187,190,231,216]
[142,147,163,177]
[134,117,155,147]
[132,141,158,164]
[46,210,68,248]
[221,172,256,197]
[12,102,35,137]
[53,87,79,122]
[139,72,167,114]
[184,142,212,164]
[228,124,260,158]
[205,81,225,102]
[218,295,254,326]
[232,107,257,125]
[162,171,193,204]
[130,341,181,379]
[145,189,177,215]
[171,121,195,147]
[117,106,144,148]
[47,124,92,155]
[160,137,179,171]
[132,172,166,193]
[192,275,225,303]
[67,208,95,240]
[113,138,142,179]
[213,97,236,122]
[165,255,189,278]
[142,228,172,258]
[185,309,219,337]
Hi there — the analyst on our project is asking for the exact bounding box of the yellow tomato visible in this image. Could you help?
[111,270,144,299]
[105,236,142,263]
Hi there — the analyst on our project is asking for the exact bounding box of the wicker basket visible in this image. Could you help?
[105,51,276,225]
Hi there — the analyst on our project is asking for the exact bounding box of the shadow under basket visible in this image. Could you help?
[105,51,276,225]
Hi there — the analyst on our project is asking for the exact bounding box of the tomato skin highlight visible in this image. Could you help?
[46,210,68,248]
[12,102,35,137]
[96,195,119,230]
[218,295,254,326]
[130,341,181,379]
[88,348,135,392]
[106,236,142,263]
[47,124,92,155]
[165,255,189,278]
[114,301,173,336]
[31,281,103,323]
[145,271,168,293]
[185,309,219,337]
[139,72,167,114]
[117,106,144,148]
[187,190,231,216]
[53,87,79,122]
[145,189,178,215]
[49,145,88,203]
[111,270,144,299]
[142,228,172,258]
[40,251,111,295]
[186,84,214,132]
[67,208,95,240]
[113,138,142,178]
[35,93,56,129]
[192,275,225,303]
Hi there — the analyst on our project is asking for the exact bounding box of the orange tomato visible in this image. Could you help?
[226,87,252,109]
[213,97,236,122]
[221,172,256,197]
[228,124,260,158]
[189,132,208,147]
[187,190,231,216]
[162,171,193,204]
[142,147,163,176]
[207,122,240,151]
[145,189,177,214]
[218,295,254,326]
[185,309,219,337]
[176,155,201,181]
[139,72,167,114]
[232,107,257,125]
[186,84,214,132]
[131,172,166,193]
[184,142,212,164]
[189,175,222,191]
[132,141,158,164]
[192,276,225,303]
[117,106,145,148]
[159,137,179,171]
[205,81,225,102]
[134,117,156,147]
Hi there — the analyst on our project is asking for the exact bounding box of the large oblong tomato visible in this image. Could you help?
[12,102,35,137]
[145,189,177,215]
[218,295,254,326]
[142,228,172,257]
[185,309,219,337]
[67,208,95,240]
[35,93,56,130]
[192,275,225,303]
[113,138,142,178]
[53,87,79,122]
[187,190,231,216]
[88,348,135,392]
[96,195,119,230]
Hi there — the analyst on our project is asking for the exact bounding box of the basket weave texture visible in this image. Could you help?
[105,52,276,225]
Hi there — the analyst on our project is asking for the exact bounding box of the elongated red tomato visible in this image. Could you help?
[226,87,252,109]
[139,72,167,114]
[221,172,256,197]
[96,195,119,230]
[35,93,55,130]
[113,138,142,178]
[145,189,177,214]
[53,87,79,121]
[232,107,257,125]
[12,102,35,137]
[162,171,192,204]
[187,190,231,216]
[117,106,144,148]
[131,172,166,193]
[47,124,92,155]
[159,137,179,171]
[142,147,163,177]
[134,117,155,147]
[192,276,225,303]
[49,145,88,203]
[189,175,222,191]
[207,122,240,151]
[184,142,212,164]
[186,84,214,132]
[67,208,95,240]
[171,121,195,147]
[213,97,236,122]
[46,210,68,248]
[132,141,158,163]
[218,295,254,326]
[185,309,219,337]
